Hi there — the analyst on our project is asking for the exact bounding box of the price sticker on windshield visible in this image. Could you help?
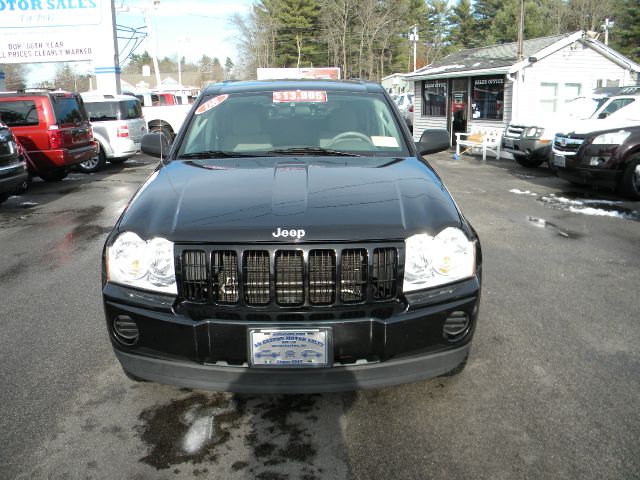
[195,95,229,115]
[273,90,327,103]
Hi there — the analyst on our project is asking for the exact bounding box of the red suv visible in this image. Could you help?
[0,91,97,181]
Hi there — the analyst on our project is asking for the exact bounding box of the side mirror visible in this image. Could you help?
[597,112,608,119]
[141,132,170,159]
[416,129,451,156]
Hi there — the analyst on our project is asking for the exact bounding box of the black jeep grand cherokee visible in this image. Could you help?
[102,80,482,393]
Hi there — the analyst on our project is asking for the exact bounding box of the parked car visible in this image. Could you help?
[0,91,97,181]
[121,90,190,144]
[552,99,640,199]
[79,93,148,173]
[395,92,414,130]
[503,86,640,168]
[102,80,480,393]
[0,121,29,204]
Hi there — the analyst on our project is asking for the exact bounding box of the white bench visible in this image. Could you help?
[455,127,503,161]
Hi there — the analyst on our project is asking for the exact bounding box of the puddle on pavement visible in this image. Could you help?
[537,192,640,221]
[137,393,240,469]
[136,392,330,479]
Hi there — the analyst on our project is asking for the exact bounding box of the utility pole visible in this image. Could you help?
[517,0,524,61]
[409,25,418,72]
[602,18,613,45]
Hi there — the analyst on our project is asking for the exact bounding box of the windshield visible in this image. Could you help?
[559,96,608,119]
[177,90,410,158]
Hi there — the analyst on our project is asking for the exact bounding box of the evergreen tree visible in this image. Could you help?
[490,0,554,44]
[611,0,640,63]
[224,57,235,79]
[473,0,502,43]
[448,0,480,49]
[275,0,322,67]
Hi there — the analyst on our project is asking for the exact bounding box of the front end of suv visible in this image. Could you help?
[502,123,552,167]
[552,127,640,199]
[102,81,481,393]
[0,124,29,204]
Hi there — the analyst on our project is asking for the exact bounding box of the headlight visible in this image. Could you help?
[592,130,631,145]
[107,232,176,294]
[404,227,476,292]
[525,127,544,138]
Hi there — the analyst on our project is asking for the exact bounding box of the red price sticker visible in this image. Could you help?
[272,90,327,103]
[195,95,229,115]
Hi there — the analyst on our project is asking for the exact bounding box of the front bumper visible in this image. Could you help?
[104,276,480,393]
[0,163,28,194]
[502,137,550,158]
[553,143,622,189]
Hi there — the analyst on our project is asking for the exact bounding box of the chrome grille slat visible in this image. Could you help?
[181,250,208,302]
[243,250,270,305]
[275,250,304,305]
[212,251,239,303]
[309,249,336,305]
[340,249,368,303]
[373,247,397,300]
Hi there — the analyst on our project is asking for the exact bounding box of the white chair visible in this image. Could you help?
[455,127,503,161]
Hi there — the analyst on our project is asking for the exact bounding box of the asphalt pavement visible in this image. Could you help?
[0,152,638,480]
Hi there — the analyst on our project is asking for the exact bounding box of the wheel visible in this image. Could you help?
[39,168,67,182]
[108,156,129,165]
[150,126,174,144]
[515,155,545,168]
[14,174,32,195]
[440,351,469,377]
[76,147,107,173]
[618,156,640,200]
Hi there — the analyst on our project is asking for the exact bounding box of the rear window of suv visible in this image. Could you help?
[0,100,39,127]
[52,97,85,125]
[85,100,143,122]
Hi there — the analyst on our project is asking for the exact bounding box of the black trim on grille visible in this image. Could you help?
[178,244,401,308]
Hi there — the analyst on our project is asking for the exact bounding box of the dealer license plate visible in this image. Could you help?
[553,155,566,167]
[249,328,330,367]
[503,138,514,148]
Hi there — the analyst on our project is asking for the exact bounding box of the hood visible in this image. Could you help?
[117,157,463,243]
[560,108,640,135]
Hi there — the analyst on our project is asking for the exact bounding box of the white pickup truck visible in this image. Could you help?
[124,91,192,143]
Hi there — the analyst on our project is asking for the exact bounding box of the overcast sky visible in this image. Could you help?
[27,0,253,85]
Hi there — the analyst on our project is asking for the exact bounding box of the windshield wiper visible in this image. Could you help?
[265,147,362,157]
[177,150,266,159]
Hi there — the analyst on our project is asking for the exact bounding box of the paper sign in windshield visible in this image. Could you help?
[273,90,327,103]
[195,95,229,115]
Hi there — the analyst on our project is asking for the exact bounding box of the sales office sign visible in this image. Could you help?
[0,0,104,63]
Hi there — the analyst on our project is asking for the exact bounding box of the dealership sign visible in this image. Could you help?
[0,0,108,63]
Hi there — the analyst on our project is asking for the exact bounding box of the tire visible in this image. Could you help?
[14,174,32,195]
[150,125,173,144]
[440,351,469,377]
[618,156,640,200]
[515,155,545,168]
[108,156,129,165]
[76,147,107,173]
[39,168,67,182]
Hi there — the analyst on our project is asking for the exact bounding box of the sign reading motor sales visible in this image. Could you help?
[0,0,105,63]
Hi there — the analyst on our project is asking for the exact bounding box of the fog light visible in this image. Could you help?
[112,315,139,345]
[444,311,469,340]
[589,156,609,166]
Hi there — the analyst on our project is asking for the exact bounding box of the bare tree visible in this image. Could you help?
[568,0,616,31]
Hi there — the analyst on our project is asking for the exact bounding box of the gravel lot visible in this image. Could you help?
[1,152,638,480]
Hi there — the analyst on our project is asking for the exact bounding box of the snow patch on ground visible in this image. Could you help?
[18,201,38,207]
[567,206,629,218]
[510,189,537,196]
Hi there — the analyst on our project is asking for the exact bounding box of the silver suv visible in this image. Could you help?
[395,92,414,131]
[78,93,147,172]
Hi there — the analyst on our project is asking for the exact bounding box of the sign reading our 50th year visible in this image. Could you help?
[0,0,104,64]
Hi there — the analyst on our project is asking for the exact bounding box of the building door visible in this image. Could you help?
[449,78,468,145]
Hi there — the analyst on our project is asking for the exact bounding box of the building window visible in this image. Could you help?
[421,80,447,117]
[540,82,558,113]
[471,76,504,120]
[564,83,582,100]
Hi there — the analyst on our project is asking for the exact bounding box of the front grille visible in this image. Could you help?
[506,125,525,137]
[179,244,400,308]
[553,136,584,153]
